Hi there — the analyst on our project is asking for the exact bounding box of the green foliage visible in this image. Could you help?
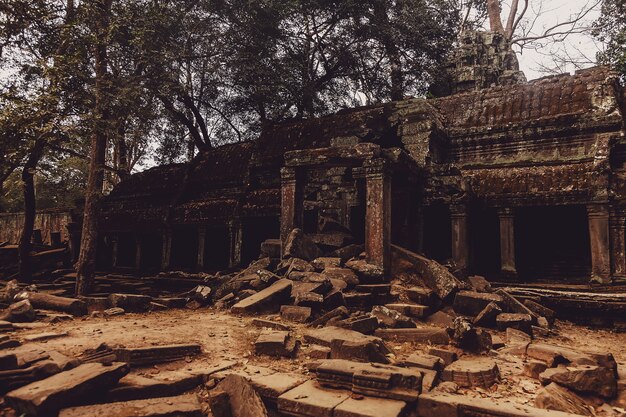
[595,0,626,80]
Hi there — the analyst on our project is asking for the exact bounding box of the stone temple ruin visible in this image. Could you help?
[84,42,626,287]
[0,31,626,417]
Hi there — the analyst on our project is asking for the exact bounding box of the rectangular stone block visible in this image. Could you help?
[277,380,350,417]
[231,279,293,315]
[58,393,203,417]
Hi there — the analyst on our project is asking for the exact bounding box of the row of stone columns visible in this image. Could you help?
[449,204,616,283]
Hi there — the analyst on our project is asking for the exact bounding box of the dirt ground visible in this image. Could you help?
[5,308,626,416]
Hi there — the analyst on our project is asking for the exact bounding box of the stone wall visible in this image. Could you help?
[0,208,71,245]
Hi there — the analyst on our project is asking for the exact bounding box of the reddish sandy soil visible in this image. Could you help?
[3,309,626,416]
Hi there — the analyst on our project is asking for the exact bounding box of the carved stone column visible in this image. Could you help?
[280,167,300,256]
[161,230,172,270]
[111,234,119,268]
[229,220,243,268]
[364,159,391,275]
[450,204,469,272]
[610,208,626,280]
[134,234,142,269]
[197,227,206,270]
[498,208,517,278]
[588,205,611,283]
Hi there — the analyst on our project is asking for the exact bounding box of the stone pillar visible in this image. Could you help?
[450,205,469,272]
[610,209,626,280]
[588,205,611,283]
[229,220,243,268]
[498,208,517,278]
[111,234,119,268]
[134,234,142,269]
[161,230,172,270]
[197,227,206,270]
[280,167,301,255]
[364,159,391,274]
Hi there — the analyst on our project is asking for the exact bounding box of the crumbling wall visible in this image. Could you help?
[0,208,71,245]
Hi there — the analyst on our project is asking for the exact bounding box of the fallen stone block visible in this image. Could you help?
[114,344,201,366]
[23,332,69,342]
[255,330,298,358]
[260,239,281,259]
[355,284,391,295]
[59,393,204,417]
[249,372,306,405]
[107,294,152,313]
[0,360,62,394]
[312,257,341,271]
[309,306,349,327]
[453,291,503,316]
[0,352,18,370]
[321,267,359,286]
[441,358,500,389]
[371,305,415,328]
[329,338,389,364]
[468,276,491,292]
[374,327,450,344]
[284,228,323,261]
[323,289,346,310]
[0,300,36,323]
[307,345,331,359]
[473,302,502,328]
[524,299,556,325]
[524,360,549,379]
[104,307,125,316]
[304,327,390,357]
[104,371,202,402]
[425,310,455,328]
[385,303,429,319]
[155,297,187,309]
[335,314,379,335]
[331,244,364,263]
[230,279,293,315]
[496,289,538,321]
[19,293,87,317]
[209,388,231,417]
[277,258,315,276]
[344,260,383,283]
[315,359,422,401]
[401,354,445,371]
[294,292,323,310]
[506,327,532,344]
[344,293,375,308]
[535,382,594,416]
[540,365,617,398]
[217,374,269,417]
[526,343,617,372]
[334,396,407,417]
[281,305,312,323]
[251,318,290,331]
[496,313,532,333]
[406,287,438,307]
[5,362,129,417]
[278,379,350,417]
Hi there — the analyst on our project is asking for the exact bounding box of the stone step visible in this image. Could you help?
[59,393,203,417]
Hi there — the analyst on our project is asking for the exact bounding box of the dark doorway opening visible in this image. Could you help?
[423,204,451,263]
[171,226,198,270]
[242,216,280,265]
[140,232,162,271]
[204,226,230,271]
[117,232,136,268]
[516,206,591,281]
[96,235,113,269]
[469,206,500,277]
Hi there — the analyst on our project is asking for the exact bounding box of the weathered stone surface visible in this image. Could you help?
[371,305,415,328]
[468,276,491,292]
[209,389,231,417]
[453,291,503,316]
[344,260,383,282]
[114,344,201,366]
[294,292,324,310]
[0,300,36,323]
[374,327,450,344]
[526,343,617,371]
[108,294,152,313]
[231,279,292,315]
[473,302,502,327]
[335,314,379,335]
[312,257,341,271]
[385,303,429,318]
[540,365,617,398]
[309,306,349,327]
[307,345,331,359]
[329,338,389,364]
[103,372,202,402]
[441,358,500,388]
[305,326,388,350]
[284,229,323,261]
[331,244,364,263]
[535,383,594,416]
[406,286,438,307]
[496,289,538,320]
[321,267,359,286]
[59,394,204,417]
[425,310,455,327]
[280,305,312,323]
[524,360,549,379]
[334,396,406,417]
[255,330,298,358]
[260,239,282,259]
[524,299,556,325]
[251,318,291,331]
[277,258,315,276]
[506,327,532,344]
[355,284,391,295]
[217,374,269,417]
[496,313,532,333]
[5,362,129,417]
[401,354,445,371]
[343,292,375,308]
[427,348,458,366]
[249,373,306,403]
[277,380,350,417]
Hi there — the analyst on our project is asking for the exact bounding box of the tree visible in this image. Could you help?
[595,0,626,79]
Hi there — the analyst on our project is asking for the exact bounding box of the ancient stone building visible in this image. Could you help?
[89,33,626,285]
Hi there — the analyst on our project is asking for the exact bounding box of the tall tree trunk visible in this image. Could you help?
[18,140,45,281]
[487,0,505,34]
[75,0,112,296]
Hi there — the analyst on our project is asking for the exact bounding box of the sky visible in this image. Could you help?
[502,0,604,81]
